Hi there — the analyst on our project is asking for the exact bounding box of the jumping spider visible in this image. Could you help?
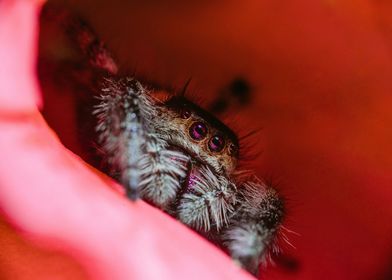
[41,4,285,277]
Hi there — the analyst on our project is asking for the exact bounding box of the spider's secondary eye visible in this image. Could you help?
[228,143,238,156]
[180,108,192,119]
[189,122,208,140]
[208,134,225,152]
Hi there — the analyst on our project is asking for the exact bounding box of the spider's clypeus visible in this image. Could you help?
[40,3,286,277]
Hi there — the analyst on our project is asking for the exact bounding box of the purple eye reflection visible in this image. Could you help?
[208,134,225,152]
[189,122,208,140]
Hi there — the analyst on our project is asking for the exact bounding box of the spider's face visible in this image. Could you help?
[154,95,239,175]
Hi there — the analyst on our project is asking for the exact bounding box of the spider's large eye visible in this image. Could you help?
[189,122,208,140]
[208,134,225,152]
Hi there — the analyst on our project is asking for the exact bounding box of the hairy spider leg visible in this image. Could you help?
[41,4,118,75]
[223,181,284,275]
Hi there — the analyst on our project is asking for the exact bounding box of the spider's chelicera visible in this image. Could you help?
[43,4,286,276]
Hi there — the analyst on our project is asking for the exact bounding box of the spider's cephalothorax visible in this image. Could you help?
[42,4,285,276]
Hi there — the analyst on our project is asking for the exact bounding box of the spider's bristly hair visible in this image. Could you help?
[94,78,157,199]
[238,128,262,142]
[177,77,192,97]
[177,166,237,231]
[139,135,189,208]
[223,180,284,275]
[235,128,264,170]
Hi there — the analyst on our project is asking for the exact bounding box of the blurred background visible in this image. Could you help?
[5,0,392,279]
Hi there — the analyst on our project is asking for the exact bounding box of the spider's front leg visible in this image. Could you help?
[223,180,285,275]
[139,134,189,208]
[95,77,190,204]
[94,78,151,199]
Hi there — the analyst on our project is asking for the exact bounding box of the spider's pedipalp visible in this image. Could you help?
[139,134,189,208]
[177,165,237,231]
[94,77,158,199]
[223,181,284,274]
